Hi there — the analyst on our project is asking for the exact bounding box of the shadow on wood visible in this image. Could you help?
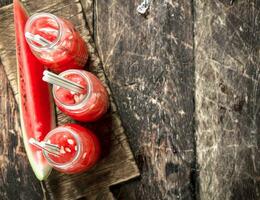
[0,0,139,199]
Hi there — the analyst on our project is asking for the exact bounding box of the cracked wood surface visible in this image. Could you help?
[0,0,259,200]
[94,0,259,200]
[94,1,196,200]
[0,0,139,200]
[195,1,260,200]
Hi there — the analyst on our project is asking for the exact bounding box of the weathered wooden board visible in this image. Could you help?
[0,62,44,200]
[0,0,12,7]
[1,0,259,199]
[0,0,139,199]
[94,1,196,199]
[80,0,94,35]
[195,1,260,200]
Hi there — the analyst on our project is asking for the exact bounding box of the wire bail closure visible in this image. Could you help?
[137,0,150,15]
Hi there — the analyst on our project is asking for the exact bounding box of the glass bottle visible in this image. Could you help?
[43,124,101,174]
[53,69,109,122]
[25,13,88,73]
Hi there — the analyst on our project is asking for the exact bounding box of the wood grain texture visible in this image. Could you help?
[0,0,139,199]
[80,0,94,34]
[195,1,260,200]
[0,61,44,200]
[1,0,259,199]
[95,1,196,199]
[0,0,12,7]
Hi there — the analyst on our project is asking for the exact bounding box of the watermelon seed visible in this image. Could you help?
[65,147,71,152]
[67,139,74,145]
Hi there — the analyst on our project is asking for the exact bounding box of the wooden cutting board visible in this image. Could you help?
[0,0,139,199]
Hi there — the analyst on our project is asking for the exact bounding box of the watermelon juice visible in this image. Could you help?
[43,124,100,174]
[53,69,109,122]
[25,13,88,73]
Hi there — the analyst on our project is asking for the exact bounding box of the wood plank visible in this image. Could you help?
[0,1,139,199]
[80,0,94,34]
[95,1,196,199]
[0,4,18,101]
[195,1,260,200]
[0,61,43,200]
[0,0,12,7]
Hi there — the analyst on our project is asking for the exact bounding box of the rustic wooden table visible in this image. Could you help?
[0,0,259,200]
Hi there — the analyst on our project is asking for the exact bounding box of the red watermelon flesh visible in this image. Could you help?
[13,0,56,180]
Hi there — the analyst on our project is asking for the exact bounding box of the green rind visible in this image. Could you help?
[19,109,52,180]
[14,0,56,181]
[17,71,54,181]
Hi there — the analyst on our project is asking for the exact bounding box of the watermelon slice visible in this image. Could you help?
[13,0,56,180]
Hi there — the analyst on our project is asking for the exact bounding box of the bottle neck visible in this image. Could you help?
[43,127,82,169]
[25,12,63,52]
[53,70,93,111]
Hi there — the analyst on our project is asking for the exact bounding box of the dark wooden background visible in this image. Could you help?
[0,0,259,200]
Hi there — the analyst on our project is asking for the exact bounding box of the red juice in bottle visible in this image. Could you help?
[53,69,109,122]
[43,124,100,174]
[25,13,88,73]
